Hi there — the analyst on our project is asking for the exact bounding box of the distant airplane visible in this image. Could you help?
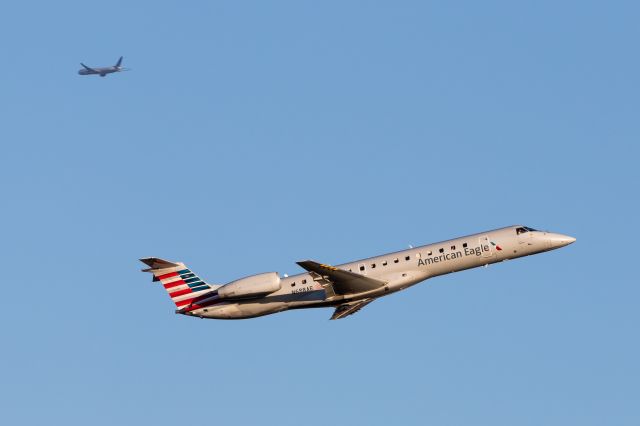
[78,56,128,77]
[140,225,575,320]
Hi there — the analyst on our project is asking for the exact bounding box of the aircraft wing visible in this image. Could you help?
[80,63,98,73]
[331,298,375,320]
[296,260,387,295]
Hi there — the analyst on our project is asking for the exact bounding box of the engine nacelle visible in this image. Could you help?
[217,272,281,300]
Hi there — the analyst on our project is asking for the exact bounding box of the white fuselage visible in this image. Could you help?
[186,225,574,319]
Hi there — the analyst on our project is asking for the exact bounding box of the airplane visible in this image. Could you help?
[140,225,575,320]
[77,56,128,77]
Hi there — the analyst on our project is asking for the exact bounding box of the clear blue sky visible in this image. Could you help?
[1,1,638,425]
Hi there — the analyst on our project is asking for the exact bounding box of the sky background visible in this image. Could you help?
[1,1,638,425]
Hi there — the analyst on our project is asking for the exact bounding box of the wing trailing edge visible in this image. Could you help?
[296,260,387,295]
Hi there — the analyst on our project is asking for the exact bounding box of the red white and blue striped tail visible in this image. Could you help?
[140,257,218,310]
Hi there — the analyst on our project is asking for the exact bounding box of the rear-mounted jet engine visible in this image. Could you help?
[217,272,281,299]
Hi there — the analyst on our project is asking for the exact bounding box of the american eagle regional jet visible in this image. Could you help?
[141,225,575,320]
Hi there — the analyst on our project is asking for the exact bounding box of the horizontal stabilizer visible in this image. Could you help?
[296,260,386,295]
[140,257,180,271]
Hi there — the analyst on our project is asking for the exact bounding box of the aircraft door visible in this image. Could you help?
[479,235,492,258]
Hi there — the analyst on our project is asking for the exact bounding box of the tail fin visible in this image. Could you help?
[140,257,216,309]
[115,56,123,67]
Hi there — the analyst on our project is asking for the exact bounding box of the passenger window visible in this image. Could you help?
[427,250,432,256]
[405,255,410,261]
[291,282,296,287]
[451,245,456,250]
[371,263,376,269]
[394,258,399,263]
[382,260,388,266]
[302,279,307,284]
[439,248,444,253]
[463,243,468,248]
[359,265,365,271]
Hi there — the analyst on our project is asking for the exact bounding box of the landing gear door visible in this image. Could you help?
[479,235,492,258]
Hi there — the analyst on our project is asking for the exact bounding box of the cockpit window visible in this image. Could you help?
[516,226,538,235]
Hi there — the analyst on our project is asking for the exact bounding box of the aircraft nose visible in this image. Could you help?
[547,233,576,248]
